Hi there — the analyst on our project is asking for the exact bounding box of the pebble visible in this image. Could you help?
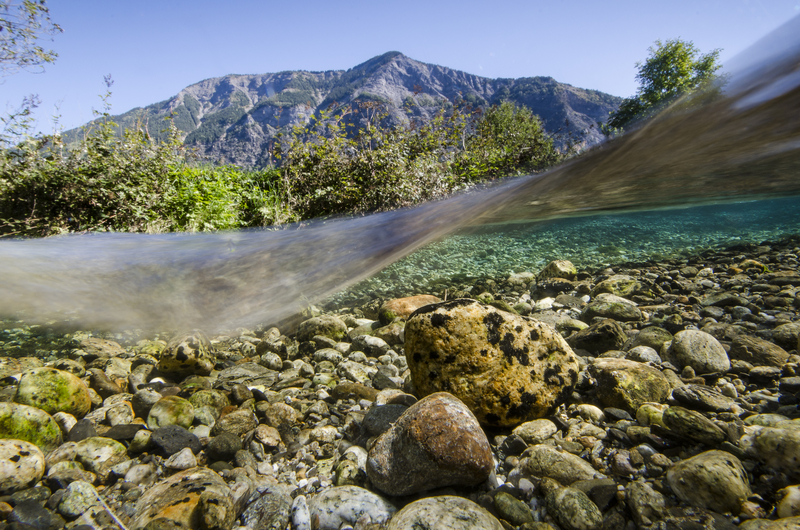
[2,237,800,530]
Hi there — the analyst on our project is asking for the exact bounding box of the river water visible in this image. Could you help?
[1,16,800,335]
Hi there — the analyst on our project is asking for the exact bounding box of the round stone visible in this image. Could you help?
[0,402,62,453]
[13,367,92,419]
[668,330,730,374]
[387,496,502,530]
[666,450,751,515]
[0,439,45,495]
[147,396,195,430]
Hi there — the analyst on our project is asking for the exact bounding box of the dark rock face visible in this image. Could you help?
[405,299,580,426]
[62,52,621,167]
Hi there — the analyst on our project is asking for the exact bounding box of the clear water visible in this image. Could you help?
[334,196,800,304]
[1,17,800,334]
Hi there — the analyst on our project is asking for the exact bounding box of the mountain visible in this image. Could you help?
[64,52,622,167]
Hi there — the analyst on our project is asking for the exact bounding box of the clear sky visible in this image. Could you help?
[3,0,800,134]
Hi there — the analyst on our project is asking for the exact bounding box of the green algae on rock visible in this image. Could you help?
[13,367,92,418]
[0,402,63,453]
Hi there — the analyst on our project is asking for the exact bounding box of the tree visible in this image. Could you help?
[606,39,721,131]
[0,0,62,77]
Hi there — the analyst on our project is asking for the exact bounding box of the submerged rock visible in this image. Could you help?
[405,299,580,426]
[13,367,92,419]
[0,439,45,495]
[589,358,670,413]
[157,331,215,376]
[387,495,502,530]
[666,450,751,515]
[366,392,493,496]
[0,402,62,453]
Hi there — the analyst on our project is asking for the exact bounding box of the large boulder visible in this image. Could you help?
[13,367,92,418]
[405,299,580,427]
[157,331,215,376]
[366,392,493,496]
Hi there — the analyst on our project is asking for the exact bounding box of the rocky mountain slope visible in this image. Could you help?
[65,51,622,167]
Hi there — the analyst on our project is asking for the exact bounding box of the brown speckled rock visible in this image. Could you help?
[157,331,214,376]
[405,299,580,427]
[366,392,493,496]
[130,467,233,530]
[379,295,442,325]
[730,335,789,367]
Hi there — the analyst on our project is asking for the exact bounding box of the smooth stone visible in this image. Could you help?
[512,419,558,445]
[157,331,215,376]
[74,337,126,359]
[589,358,670,413]
[739,426,800,480]
[362,404,407,436]
[296,315,348,342]
[164,447,197,470]
[73,436,128,483]
[544,484,603,530]
[662,406,727,446]
[730,335,789,367]
[131,467,233,530]
[523,444,604,485]
[494,491,534,526]
[625,326,673,352]
[150,425,202,457]
[773,322,800,349]
[367,392,493,496]
[668,330,730,374]
[671,384,737,412]
[626,480,668,527]
[210,409,257,437]
[636,403,668,427]
[0,402,63,453]
[308,485,396,530]
[67,419,97,442]
[576,404,605,423]
[387,495,501,530]
[582,300,643,322]
[291,495,311,530]
[240,482,292,530]
[776,485,800,518]
[131,388,163,418]
[57,480,101,519]
[0,439,45,495]
[567,319,628,355]
[13,367,92,419]
[591,275,642,297]
[147,396,195,430]
[206,432,243,461]
[8,499,64,530]
[626,345,661,363]
[538,260,577,281]
[405,299,580,426]
[352,334,391,357]
[666,450,751,514]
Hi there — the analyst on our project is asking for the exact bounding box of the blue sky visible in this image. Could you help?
[3,0,799,134]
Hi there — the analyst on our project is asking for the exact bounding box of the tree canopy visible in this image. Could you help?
[0,0,62,77]
[607,38,721,130]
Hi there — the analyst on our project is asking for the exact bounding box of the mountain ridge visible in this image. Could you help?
[65,51,622,167]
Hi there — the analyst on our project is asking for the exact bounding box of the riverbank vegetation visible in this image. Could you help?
[0,92,562,237]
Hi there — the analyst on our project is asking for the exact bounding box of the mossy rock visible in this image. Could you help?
[0,402,63,454]
[13,367,92,418]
